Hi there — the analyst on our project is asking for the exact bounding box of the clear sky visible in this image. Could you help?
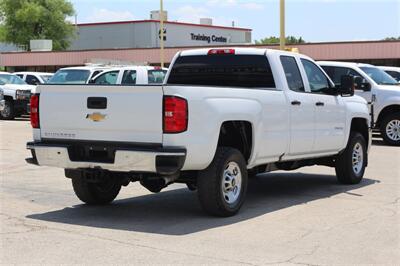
[70,0,400,43]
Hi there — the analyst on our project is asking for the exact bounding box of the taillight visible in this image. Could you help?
[208,49,235,55]
[163,96,188,133]
[30,94,40,128]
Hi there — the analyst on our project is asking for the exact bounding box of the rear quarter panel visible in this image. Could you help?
[163,85,289,170]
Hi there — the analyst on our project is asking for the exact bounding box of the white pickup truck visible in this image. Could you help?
[27,48,371,216]
[0,72,36,120]
[319,62,400,146]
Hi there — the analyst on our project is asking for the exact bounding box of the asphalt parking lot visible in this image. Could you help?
[1,119,399,265]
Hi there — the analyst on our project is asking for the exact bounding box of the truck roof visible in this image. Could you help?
[378,66,400,71]
[14,71,54,75]
[59,66,110,71]
[317,61,374,68]
[179,47,308,59]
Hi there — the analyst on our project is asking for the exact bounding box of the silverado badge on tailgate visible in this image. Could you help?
[86,112,107,122]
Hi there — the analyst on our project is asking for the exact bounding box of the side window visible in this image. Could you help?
[121,70,137,85]
[280,56,305,92]
[26,75,40,85]
[148,70,166,84]
[321,66,362,86]
[301,59,331,94]
[94,71,119,85]
[16,74,24,79]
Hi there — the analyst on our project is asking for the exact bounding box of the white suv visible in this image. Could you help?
[15,72,53,85]
[90,66,168,85]
[47,66,109,84]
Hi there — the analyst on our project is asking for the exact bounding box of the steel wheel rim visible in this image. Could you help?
[386,119,400,141]
[1,102,10,117]
[352,142,364,175]
[221,161,242,204]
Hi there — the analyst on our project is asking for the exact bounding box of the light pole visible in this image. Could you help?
[160,0,165,68]
[280,0,285,50]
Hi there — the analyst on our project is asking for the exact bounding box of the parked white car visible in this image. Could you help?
[27,48,371,216]
[90,66,168,85]
[0,72,35,120]
[47,66,109,84]
[319,62,400,145]
[378,66,400,82]
[15,72,53,85]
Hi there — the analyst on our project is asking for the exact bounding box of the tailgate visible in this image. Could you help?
[38,85,164,144]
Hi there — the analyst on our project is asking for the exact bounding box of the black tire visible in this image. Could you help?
[335,132,367,184]
[197,147,248,217]
[0,99,15,120]
[380,112,400,146]
[72,174,121,205]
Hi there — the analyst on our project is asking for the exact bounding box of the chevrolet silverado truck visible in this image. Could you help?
[26,48,371,217]
[0,72,35,120]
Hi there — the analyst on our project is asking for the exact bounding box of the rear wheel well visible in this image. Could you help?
[376,105,400,127]
[217,121,253,162]
[350,118,369,145]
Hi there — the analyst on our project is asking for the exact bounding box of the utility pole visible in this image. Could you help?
[280,0,285,50]
[160,0,165,68]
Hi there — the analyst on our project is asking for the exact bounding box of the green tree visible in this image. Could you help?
[0,0,75,50]
[255,36,306,45]
[383,36,400,41]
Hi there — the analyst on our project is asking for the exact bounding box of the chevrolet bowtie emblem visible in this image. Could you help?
[86,112,106,122]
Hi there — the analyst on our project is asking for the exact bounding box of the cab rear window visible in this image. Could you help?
[167,55,276,88]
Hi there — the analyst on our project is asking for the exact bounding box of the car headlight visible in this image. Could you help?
[16,90,31,100]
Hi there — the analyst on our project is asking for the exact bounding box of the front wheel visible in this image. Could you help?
[72,174,121,205]
[380,112,400,146]
[335,132,367,184]
[197,147,248,217]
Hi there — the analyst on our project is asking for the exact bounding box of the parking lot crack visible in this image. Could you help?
[0,212,260,266]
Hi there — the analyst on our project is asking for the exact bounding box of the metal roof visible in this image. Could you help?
[1,40,399,67]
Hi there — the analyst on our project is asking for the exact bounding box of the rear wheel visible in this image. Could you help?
[197,147,248,217]
[335,132,367,184]
[0,99,15,120]
[72,174,121,205]
[380,112,400,146]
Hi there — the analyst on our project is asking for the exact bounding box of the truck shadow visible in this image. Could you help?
[27,172,377,235]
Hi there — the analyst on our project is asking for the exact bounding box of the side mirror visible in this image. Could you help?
[338,75,355,97]
[88,78,95,84]
[354,76,371,92]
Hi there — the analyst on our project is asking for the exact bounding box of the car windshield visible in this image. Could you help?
[360,67,398,85]
[0,74,27,85]
[48,69,91,84]
[40,75,53,83]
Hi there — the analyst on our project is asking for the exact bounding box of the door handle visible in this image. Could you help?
[291,100,301,106]
[315,102,325,107]
[87,97,107,109]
